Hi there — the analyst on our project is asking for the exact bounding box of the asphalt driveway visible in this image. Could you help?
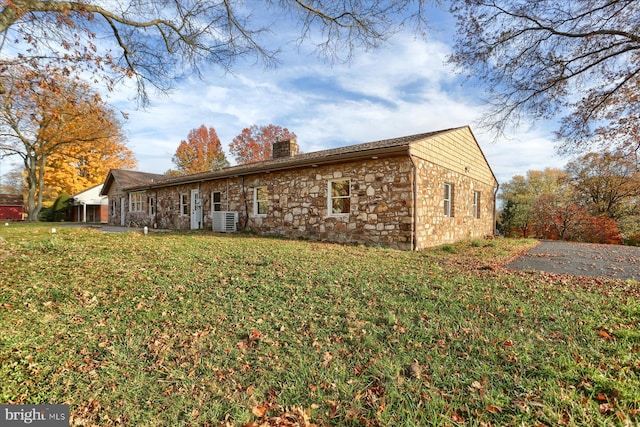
[505,240,640,280]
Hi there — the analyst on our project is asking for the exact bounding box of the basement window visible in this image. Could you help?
[443,183,454,217]
[328,179,351,215]
[253,186,268,216]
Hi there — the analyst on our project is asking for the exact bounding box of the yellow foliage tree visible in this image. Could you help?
[0,65,133,220]
[45,132,136,196]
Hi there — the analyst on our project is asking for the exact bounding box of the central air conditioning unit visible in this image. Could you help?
[212,211,238,232]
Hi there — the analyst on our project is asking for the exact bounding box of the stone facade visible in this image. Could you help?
[414,159,496,248]
[240,156,414,249]
[100,170,166,227]
[410,129,497,249]
[102,127,499,250]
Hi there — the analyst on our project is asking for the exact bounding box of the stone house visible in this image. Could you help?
[101,169,167,227]
[100,126,499,250]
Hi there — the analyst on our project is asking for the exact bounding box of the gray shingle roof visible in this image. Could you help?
[126,128,462,190]
[0,194,23,206]
[101,169,167,195]
[111,169,166,188]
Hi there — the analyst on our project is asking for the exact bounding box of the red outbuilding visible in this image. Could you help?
[0,194,24,221]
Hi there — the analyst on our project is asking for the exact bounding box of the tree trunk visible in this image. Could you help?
[34,153,47,220]
[26,151,38,222]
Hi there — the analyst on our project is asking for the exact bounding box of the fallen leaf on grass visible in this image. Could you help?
[246,406,317,427]
[451,412,465,423]
[321,351,333,368]
[486,405,502,414]
[471,381,483,390]
[252,406,267,418]
[595,393,608,402]
[597,330,613,340]
[599,403,612,414]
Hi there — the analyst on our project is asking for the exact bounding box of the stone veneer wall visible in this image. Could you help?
[409,127,498,249]
[146,156,415,250]
[413,156,496,249]
[110,131,497,250]
[103,186,126,227]
[243,156,414,249]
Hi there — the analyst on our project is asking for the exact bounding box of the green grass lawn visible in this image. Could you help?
[1,224,639,426]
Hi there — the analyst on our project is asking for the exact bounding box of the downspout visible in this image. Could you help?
[409,155,418,251]
[154,191,158,228]
[241,176,249,230]
[493,182,500,236]
[198,182,202,229]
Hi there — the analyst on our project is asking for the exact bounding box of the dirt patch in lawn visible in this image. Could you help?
[505,240,640,280]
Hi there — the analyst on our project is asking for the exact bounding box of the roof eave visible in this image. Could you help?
[126,144,410,191]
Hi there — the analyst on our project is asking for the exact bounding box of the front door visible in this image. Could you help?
[120,197,126,226]
[190,189,202,229]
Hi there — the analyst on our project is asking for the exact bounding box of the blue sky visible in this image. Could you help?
[105,7,569,185]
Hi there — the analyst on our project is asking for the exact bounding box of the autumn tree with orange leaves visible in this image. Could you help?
[0,66,131,221]
[229,124,297,165]
[171,125,229,175]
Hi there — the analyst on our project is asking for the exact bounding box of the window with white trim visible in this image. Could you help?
[328,179,351,215]
[253,186,268,216]
[212,191,222,212]
[111,199,117,216]
[180,193,189,216]
[130,191,145,212]
[473,191,481,219]
[443,183,453,217]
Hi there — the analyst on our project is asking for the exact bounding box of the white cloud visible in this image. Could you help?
[479,131,569,185]
[108,30,566,186]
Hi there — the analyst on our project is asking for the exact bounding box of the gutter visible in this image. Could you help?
[493,182,500,236]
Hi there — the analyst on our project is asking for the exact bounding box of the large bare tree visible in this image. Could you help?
[449,1,640,154]
[0,1,430,103]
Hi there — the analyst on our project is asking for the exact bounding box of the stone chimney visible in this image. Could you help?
[272,138,299,159]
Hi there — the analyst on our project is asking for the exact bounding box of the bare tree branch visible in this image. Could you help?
[1,0,433,104]
[450,0,640,154]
